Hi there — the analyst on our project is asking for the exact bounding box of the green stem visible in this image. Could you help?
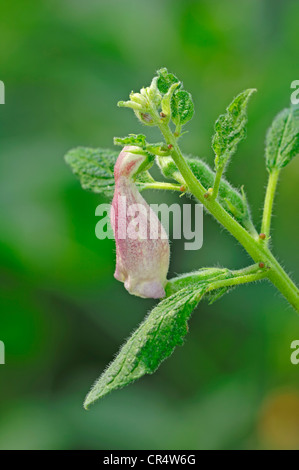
[140,182,182,192]
[206,269,269,293]
[232,264,262,276]
[152,114,299,312]
[210,164,224,201]
[261,169,280,241]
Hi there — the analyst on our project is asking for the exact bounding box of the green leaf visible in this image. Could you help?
[65,147,154,199]
[65,147,117,198]
[207,286,234,305]
[114,134,147,148]
[265,105,299,172]
[156,68,180,94]
[156,68,194,129]
[84,287,205,408]
[212,89,256,170]
[171,90,194,127]
[157,154,256,233]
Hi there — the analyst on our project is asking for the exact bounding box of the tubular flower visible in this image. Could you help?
[111,146,170,299]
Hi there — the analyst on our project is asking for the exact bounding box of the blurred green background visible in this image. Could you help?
[0,0,298,450]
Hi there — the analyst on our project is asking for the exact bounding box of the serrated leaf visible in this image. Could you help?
[65,147,154,199]
[212,89,256,170]
[65,147,117,198]
[265,105,299,172]
[171,90,194,126]
[156,67,180,94]
[84,287,205,408]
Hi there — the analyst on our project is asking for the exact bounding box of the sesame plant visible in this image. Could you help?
[65,68,299,409]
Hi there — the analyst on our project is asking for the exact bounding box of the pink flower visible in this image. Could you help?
[111,146,170,299]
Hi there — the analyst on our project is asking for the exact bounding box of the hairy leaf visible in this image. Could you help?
[171,89,194,127]
[84,287,205,408]
[156,68,194,128]
[265,105,299,172]
[65,147,154,199]
[212,89,256,170]
[156,68,180,94]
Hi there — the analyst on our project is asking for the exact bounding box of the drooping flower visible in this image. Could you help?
[111,146,170,299]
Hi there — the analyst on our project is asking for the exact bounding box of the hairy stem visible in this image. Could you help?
[206,269,269,293]
[210,164,224,201]
[261,169,280,241]
[140,182,182,192]
[232,264,263,276]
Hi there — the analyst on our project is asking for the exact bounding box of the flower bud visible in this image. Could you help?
[111,146,170,299]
